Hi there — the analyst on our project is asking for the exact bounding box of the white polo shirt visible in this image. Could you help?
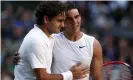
[14,24,54,80]
[51,32,94,80]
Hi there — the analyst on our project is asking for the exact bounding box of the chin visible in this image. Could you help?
[55,30,60,33]
[73,29,80,33]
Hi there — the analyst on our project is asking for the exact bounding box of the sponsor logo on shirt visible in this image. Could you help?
[79,46,86,48]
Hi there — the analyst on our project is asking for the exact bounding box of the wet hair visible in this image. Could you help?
[35,1,67,25]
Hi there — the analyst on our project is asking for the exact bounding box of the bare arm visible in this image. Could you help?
[13,53,63,80]
[90,39,103,80]
[34,64,89,80]
[13,52,89,80]
[34,68,63,80]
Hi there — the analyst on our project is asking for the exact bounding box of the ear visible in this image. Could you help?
[44,16,49,24]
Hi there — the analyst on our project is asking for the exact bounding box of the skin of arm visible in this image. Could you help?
[13,53,89,80]
[24,42,64,80]
[34,68,63,80]
[90,39,103,80]
[34,64,89,80]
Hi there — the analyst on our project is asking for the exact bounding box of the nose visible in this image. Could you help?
[60,22,64,28]
[72,19,77,25]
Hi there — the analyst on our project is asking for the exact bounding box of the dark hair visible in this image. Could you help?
[35,1,67,25]
[66,1,81,14]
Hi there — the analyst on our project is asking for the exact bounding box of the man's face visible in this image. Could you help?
[47,12,66,34]
[65,9,81,33]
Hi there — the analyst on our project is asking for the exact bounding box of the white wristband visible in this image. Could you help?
[61,70,73,80]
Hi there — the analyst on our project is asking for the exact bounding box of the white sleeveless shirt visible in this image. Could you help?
[51,32,94,80]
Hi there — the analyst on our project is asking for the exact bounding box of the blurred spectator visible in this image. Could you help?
[20,9,34,32]
[1,3,13,20]
[118,39,130,61]
[15,6,25,21]
[102,34,116,62]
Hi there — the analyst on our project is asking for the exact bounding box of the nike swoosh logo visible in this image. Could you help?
[79,46,86,48]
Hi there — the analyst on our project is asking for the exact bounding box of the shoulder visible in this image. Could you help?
[82,33,100,45]
[83,33,95,45]
[84,33,94,38]
[52,32,63,38]
[93,39,102,49]
[83,33,95,41]
[83,32,102,55]
[26,35,47,48]
[93,39,102,56]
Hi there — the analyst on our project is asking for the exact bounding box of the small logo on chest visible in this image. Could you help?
[79,46,86,48]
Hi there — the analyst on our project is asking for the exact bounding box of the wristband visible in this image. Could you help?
[61,70,73,80]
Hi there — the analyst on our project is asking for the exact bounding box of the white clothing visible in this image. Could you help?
[51,32,94,80]
[14,24,54,80]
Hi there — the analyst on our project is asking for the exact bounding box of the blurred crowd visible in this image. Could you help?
[1,1,133,80]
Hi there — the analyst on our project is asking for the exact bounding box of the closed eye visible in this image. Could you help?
[66,17,72,21]
[57,19,65,22]
[75,15,80,19]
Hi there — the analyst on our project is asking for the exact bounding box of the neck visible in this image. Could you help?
[64,31,83,41]
[39,25,51,38]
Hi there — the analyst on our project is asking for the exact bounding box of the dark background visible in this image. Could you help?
[1,1,133,80]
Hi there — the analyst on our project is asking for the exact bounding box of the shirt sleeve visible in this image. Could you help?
[26,42,47,69]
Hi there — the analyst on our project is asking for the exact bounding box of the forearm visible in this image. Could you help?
[34,68,73,80]
[37,74,63,80]
[91,74,102,80]
[91,68,102,80]
[91,60,103,80]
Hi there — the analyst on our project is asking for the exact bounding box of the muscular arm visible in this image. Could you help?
[90,39,103,80]
[34,68,63,80]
